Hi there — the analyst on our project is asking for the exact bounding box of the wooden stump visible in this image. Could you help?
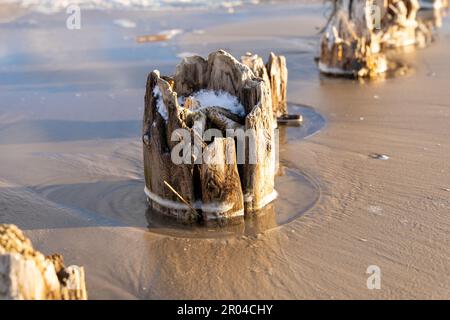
[143,50,277,223]
[200,137,244,221]
[319,0,439,76]
[416,0,447,45]
[266,53,288,117]
[0,224,87,300]
[382,0,437,48]
[379,0,447,49]
[381,0,422,47]
[319,0,388,77]
[241,52,288,117]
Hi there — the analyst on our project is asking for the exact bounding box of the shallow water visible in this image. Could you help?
[33,166,320,239]
[0,3,322,124]
[279,104,326,141]
[30,105,325,239]
[0,4,327,239]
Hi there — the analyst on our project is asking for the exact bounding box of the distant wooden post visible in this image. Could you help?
[241,52,288,117]
[319,0,439,77]
[416,0,446,44]
[319,0,388,77]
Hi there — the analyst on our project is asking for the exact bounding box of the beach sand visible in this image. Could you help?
[0,3,449,299]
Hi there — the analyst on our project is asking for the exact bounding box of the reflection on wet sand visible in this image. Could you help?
[27,156,321,238]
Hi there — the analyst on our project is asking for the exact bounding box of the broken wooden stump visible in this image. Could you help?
[416,0,447,45]
[319,0,388,77]
[241,53,303,125]
[379,0,448,49]
[241,52,288,118]
[319,0,443,77]
[381,0,422,48]
[0,224,87,300]
[143,50,277,223]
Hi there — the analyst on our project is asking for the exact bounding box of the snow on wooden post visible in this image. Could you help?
[143,50,277,223]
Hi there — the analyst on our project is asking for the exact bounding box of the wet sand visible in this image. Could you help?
[0,3,27,23]
[1,3,450,299]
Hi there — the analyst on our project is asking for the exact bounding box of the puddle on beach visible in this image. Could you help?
[37,166,320,239]
[146,167,320,239]
[279,104,326,141]
[35,104,325,239]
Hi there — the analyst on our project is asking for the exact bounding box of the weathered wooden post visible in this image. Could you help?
[318,0,388,77]
[0,224,87,300]
[241,53,288,118]
[417,0,447,40]
[381,0,422,47]
[143,50,277,223]
[318,0,441,77]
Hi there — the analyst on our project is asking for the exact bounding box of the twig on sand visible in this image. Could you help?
[163,180,199,216]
